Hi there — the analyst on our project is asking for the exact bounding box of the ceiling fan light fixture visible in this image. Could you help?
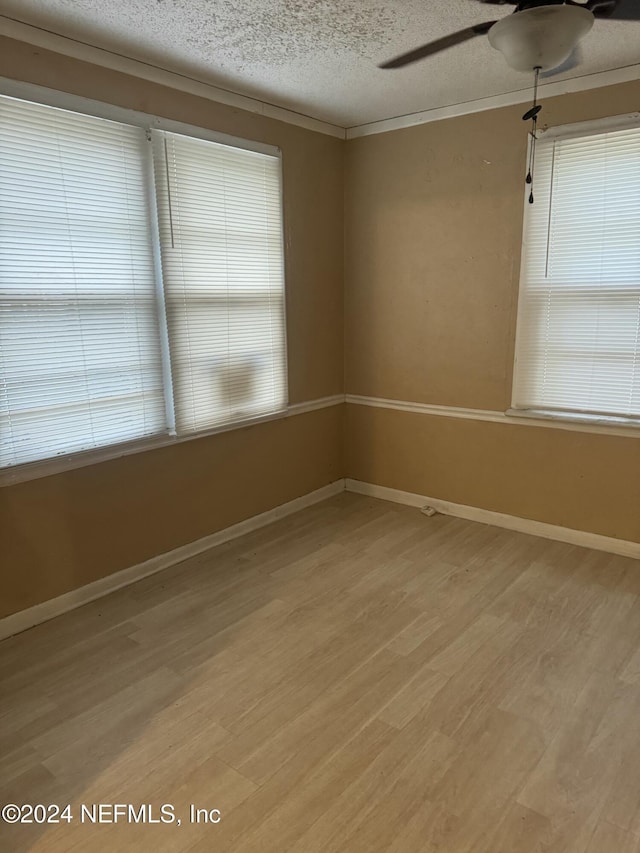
[487,5,594,71]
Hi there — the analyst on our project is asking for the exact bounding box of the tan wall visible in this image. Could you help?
[3,36,640,619]
[0,38,345,618]
[1,407,344,617]
[346,405,640,543]
[345,80,640,543]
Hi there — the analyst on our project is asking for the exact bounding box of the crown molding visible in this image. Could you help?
[346,63,640,139]
[3,16,640,142]
[0,16,346,140]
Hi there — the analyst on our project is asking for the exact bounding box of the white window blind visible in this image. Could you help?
[0,96,167,468]
[153,131,287,434]
[513,122,640,421]
[1,91,288,472]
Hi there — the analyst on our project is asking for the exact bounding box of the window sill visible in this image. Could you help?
[505,408,640,434]
[0,395,343,487]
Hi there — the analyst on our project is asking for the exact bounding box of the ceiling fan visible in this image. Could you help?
[379,0,640,74]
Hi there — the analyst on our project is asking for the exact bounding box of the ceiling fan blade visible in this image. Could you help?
[585,0,640,19]
[379,22,497,69]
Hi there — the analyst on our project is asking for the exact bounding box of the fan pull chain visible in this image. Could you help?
[522,66,542,204]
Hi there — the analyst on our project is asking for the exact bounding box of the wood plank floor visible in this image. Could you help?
[2,493,640,852]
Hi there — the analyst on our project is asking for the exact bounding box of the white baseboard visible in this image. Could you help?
[6,475,636,642]
[0,479,346,642]
[345,479,640,560]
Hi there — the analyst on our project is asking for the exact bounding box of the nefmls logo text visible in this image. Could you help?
[80,804,177,823]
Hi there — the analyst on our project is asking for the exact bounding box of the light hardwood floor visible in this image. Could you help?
[2,493,640,852]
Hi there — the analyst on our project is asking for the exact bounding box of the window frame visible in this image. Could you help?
[0,77,290,485]
[510,110,640,432]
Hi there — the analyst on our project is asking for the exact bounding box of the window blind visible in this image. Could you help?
[0,96,167,468]
[153,131,287,434]
[513,123,640,420]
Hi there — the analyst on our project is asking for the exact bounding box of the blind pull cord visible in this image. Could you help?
[522,66,542,205]
[163,136,176,249]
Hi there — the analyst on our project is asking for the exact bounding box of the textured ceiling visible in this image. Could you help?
[2,0,640,127]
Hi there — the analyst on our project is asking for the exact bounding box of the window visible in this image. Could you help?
[0,93,287,470]
[154,132,287,434]
[512,117,640,424]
